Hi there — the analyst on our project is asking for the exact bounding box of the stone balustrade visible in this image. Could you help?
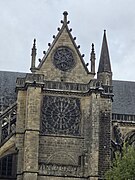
[0,102,17,145]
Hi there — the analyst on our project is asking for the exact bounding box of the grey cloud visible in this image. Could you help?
[0,0,135,80]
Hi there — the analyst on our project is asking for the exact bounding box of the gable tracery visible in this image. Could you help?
[52,46,75,71]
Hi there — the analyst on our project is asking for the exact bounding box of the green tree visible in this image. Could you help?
[105,145,135,180]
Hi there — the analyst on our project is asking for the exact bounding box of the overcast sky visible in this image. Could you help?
[0,0,135,81]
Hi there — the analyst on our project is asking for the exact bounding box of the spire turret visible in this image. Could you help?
[30,38,37,73]
[98,30,111,73]
[90,43,96,74]
[97,30,112,85]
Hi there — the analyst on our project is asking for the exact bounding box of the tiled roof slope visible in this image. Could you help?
[0,71,25,111]
[112,80,135,115]
[0,71,135,115]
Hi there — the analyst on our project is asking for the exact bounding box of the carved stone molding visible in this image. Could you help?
[39,163,80,177]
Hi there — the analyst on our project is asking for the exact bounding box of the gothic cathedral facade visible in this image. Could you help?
[0,12,135,180]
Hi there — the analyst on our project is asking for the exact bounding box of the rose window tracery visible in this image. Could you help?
[53,47,75,71]
[41,96,81,136]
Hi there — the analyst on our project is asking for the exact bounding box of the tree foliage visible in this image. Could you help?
[105,145,135,180]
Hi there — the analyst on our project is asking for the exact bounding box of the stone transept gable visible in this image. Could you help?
[35,12,94,84]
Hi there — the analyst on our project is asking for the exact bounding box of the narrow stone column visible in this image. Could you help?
[16,91,26,180]
[23,87,41,180]
[88,92,100,179]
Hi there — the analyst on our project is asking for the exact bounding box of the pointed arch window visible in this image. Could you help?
[0,153,17,178]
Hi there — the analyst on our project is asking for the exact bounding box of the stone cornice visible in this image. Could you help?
[16,73,113,99]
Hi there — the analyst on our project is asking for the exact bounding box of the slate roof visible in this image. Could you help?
[112,80,135,115]
[0,71,25,111]
[0,71,135,115]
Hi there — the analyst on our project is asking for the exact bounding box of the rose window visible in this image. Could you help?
[53,46,75,71]
[41,96,81,136]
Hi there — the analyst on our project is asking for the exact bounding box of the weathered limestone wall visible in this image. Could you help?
[39,136,84,165]
[15,81,112,180]
[16,90,26,180]
[38,94,89,178]
[16,87,41,180]
[88,93,100,178]
[23,87,41,180]
[98,97,112,177]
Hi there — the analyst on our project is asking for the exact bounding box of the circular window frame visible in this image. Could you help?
[52,46,76,71]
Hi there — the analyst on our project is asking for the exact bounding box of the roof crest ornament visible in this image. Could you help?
[61,11,70,26]
[63,11,68,24]
[33,38,36,48]
[92,43,95,53]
